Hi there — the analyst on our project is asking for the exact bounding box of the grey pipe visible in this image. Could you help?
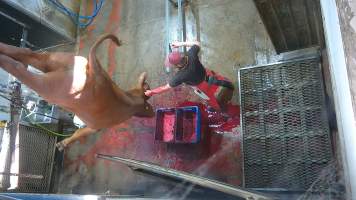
[178,0,182,47]
[165,0,171,73]
[181,0,187,54]
[177,0,187,53]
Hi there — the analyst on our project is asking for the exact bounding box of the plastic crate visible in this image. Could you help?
[155,106,201,143]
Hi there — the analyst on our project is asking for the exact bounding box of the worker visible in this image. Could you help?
[145,41,234,112]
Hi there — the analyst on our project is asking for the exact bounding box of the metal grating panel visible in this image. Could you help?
[17,124,56,192]
[240,57,332,190]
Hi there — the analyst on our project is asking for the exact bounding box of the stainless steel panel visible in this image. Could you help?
[240,57,333,191]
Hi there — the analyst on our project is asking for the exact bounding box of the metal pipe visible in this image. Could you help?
[177,0,187,53]
[178,0,182,44]
[165,0,171,56]
[96,154,273,200]
[34,41,75,53]
[181,0,187,54]
[164,0,171,73]
[0,172,43,179]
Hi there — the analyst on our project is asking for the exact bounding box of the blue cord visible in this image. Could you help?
[48,0,104,28]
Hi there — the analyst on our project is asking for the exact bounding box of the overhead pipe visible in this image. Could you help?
[177,0,187,53]
[181,0,187,54]
[165,0,171,73]
[177,0,182,52]
[165,0,188,73]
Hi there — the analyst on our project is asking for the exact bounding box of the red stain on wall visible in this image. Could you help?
[104,0,122,77]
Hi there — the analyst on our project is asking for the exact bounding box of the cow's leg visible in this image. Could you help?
[0,42,77,72]
[56,127,98,151]
[0,54,45,92]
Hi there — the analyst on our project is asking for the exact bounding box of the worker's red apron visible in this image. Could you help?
[191,69,232,110]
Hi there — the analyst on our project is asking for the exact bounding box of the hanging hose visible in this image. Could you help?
[48,0,104,28]
[0,93,73,137]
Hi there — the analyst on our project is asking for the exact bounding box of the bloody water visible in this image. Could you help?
[159,109,198,143]
[182,112,197,142]
[162,112,175,142]
[178,101,240,134]
[159,101,241,143]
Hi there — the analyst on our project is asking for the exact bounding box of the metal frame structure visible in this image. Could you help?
[239,56,333,191]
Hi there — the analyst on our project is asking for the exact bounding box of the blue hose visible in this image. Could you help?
[48,0,104,28]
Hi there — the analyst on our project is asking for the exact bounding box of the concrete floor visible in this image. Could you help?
[58,0,277,196]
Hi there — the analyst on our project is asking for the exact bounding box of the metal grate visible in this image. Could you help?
[17,124,57,192]
[240,57,332,190]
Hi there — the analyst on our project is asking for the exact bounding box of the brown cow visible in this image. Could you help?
[0,34,154,151]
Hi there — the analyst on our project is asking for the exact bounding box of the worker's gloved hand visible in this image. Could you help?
[171,41,181,48]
